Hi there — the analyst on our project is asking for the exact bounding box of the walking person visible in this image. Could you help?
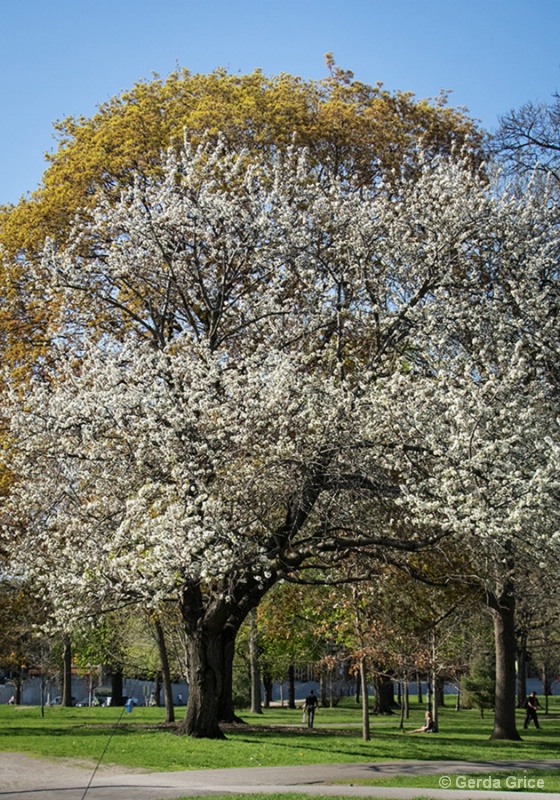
[304,689,318,728]
[524,691,540,729]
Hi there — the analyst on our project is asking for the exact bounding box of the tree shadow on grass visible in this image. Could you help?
[0,724,139,738]
[226,723,560,763]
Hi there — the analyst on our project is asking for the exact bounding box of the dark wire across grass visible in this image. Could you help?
[1,697,559,772]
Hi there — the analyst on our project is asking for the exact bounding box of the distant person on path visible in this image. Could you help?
[407,710,435,733]
[304,690,318,728]
[524,691,540,729]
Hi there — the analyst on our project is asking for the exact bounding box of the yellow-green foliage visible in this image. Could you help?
[0,60,482,377]
[1,60,482,256]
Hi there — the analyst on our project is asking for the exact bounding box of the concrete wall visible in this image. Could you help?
[0,676,189,706]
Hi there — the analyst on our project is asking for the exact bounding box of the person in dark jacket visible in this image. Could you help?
[304,690,318,728]
[524,691,540,729]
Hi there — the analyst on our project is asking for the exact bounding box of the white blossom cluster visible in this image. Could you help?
[369,165,560,570]
[4,138,560,625]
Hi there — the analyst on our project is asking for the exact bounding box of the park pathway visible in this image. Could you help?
[1,753,560,800]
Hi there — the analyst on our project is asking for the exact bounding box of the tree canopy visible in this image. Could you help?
[4,130,559,737]
[3,64,559,742]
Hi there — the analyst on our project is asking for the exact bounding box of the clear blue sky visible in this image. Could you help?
[1,0,559,205]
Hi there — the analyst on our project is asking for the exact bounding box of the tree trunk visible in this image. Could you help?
[40,672,46,718]
[62,635,73,707]
[328,663,336,707]
[431,672,439,733]
[154,673,162,706]
[404,681,410,719]
[398,682,406,731]
[320,665,328,707]
[516,632,528,708]
[416,672,423,705]
[262,671,273,708]
[436,677,445,707]
[14,675,22,704]
[110,667,124,707]
[287,664,296,709]
[178,585,250,738]
[218,631,244,722]
[180,625,226,739]
[373,672,395,714]
[154,616,175,724]
[249,609,262,714]
[543,661,550,715]
[487,581,521,741]
[360,657,370,740]
[429,630,439,731]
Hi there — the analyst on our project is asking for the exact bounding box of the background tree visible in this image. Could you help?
[493,95,560,191]
[514,567,560,714]
[461,650,496,719]
[257,583,326,707]
[0,579,52,703]
[351,153,560,739]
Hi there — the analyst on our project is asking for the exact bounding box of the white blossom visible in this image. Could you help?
[3,138,560,626]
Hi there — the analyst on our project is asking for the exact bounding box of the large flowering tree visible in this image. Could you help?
[4,138,559,738]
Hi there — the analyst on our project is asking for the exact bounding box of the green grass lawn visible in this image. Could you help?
[164,797,389,800]
[1,697,559,773]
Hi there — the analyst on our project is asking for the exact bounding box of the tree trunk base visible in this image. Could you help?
[490,727,522,741]
[220,712,247,725]
[176,719,226,739]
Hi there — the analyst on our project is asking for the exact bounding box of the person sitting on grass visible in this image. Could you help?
[407,710,436,733]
